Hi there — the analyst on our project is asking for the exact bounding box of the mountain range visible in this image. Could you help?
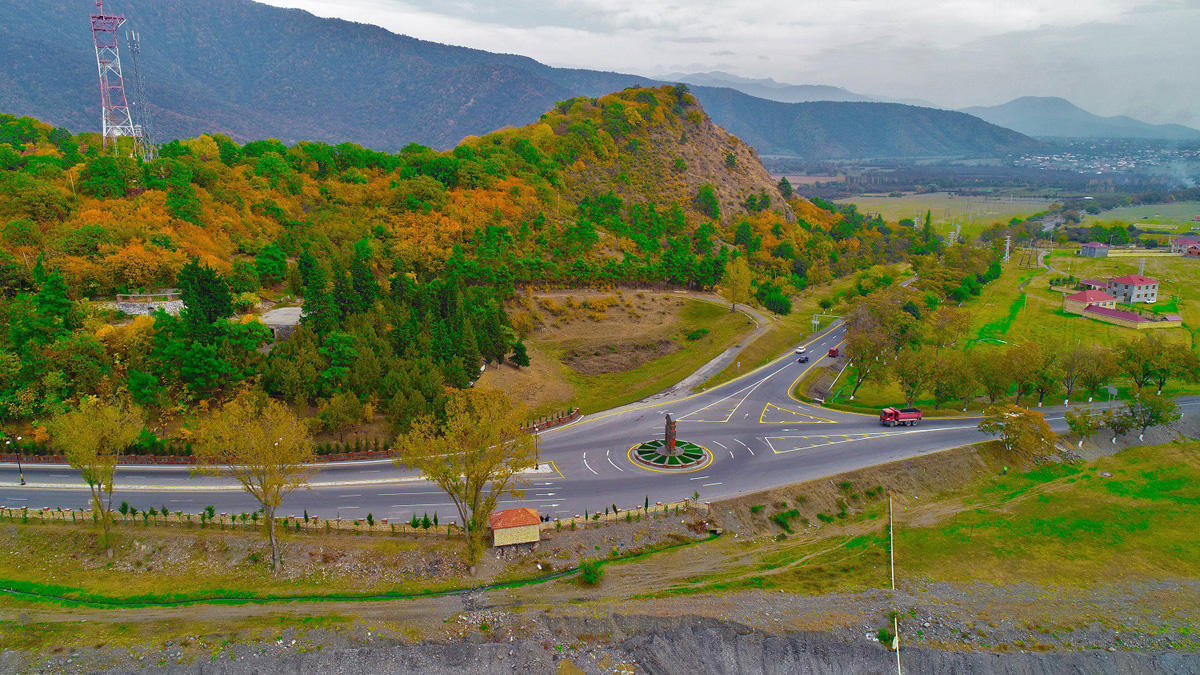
[0,0,1038,160]
[961,97,1200,141]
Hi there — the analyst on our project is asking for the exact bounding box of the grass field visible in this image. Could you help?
[650,440,1200,598]
[838,192,1055,241]
[1084,201,1200,230]
[823,254,1199,413]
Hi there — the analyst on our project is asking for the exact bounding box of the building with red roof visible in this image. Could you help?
[1171,236,1200,254]
[489,507,542,548]
[1063,290,1116,315]
[1107,275,1158,304]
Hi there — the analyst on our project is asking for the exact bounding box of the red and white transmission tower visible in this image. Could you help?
[90,1,137,147]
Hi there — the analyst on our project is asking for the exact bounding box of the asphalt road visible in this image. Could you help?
[3,322,1197,525]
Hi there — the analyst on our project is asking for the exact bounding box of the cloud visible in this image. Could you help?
[254,0,1199,127]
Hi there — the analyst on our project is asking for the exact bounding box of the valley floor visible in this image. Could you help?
[2,438,1196,673]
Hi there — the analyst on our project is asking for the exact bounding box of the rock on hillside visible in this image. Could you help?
[485,86,793,223]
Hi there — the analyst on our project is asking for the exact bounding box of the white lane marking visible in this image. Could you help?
[340,506,360,510]
[729,451,735,458]
[702,482,723,487]
[746,443,756,456]
[535,492,557,497]
[734,439,749,447]
[607,456,625,472]
[583,458,598,475]
[5,497,28,501]
[341,494,362,498]
[689,475,711,481]
[169,499,191,503]
[712,441,727,450]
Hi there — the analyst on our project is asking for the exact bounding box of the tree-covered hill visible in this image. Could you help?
[1,0,1035,161]
[0,86,933,442]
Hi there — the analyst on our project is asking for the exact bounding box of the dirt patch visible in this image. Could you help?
[561,339,679,375]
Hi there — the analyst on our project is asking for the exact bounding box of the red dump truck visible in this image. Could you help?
[880,407,922,427]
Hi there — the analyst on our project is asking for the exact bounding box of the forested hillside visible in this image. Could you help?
[2,0,1034,160]
[0,85,932,444]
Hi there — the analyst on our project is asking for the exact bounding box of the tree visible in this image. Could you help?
[695,184,720,220]
[977,405,1057,462]
[1064,406,1101,448]
[319,391,364,441]
[777,176,793,198]
[178,257,232,328]
[893,345,935,408]
[1102,407,1134,444]
[1059,343,1091,402]
[930,351,976,411]
[1149,343,1200,395]
[926,306,970,348]
[845,331,889,399]
[1079,349,1117,401]
[194,390,315,572]
[1124,388,1181,440]
[510,340,530,368]
[720,256,751,312]
[48,397,143,548]
[1116,335,1159,389]
[255,244,287,285]
[1030,343,1062,406]
[971,348,1010,403]
[393,389,535,563]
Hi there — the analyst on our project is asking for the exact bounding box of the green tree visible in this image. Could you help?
[255,244,287,285]
[178,258,232,329]
[510,340,530,368]
[695,184,720,220]
[319,391,364,442]
[777,176,793,198]
[1064,406,1101,448]
[1124,388,1181,440]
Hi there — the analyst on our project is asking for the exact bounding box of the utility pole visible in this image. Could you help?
[1003,235,1011,263]
[889,494,901,674]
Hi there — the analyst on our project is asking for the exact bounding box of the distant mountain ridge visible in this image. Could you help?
[961,97,1200,141]
[658,71,876,103]
[0,0,1034,160]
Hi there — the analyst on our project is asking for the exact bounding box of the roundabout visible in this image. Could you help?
[628,438,712,471]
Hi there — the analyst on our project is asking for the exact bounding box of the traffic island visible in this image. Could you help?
[629,439,711,471]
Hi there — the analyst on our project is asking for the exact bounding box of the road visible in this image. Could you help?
[3,322,1197,524]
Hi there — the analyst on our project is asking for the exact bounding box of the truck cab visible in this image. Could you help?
[880,407,922,427]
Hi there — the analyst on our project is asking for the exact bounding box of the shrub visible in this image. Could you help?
[579,561,604,586]
[685,328,709,341]
[770,509,801,533]
[749,505,764,514]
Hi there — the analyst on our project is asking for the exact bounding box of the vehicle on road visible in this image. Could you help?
[880,407,922,427]
[797,355,809,363]
[827,347,839,358]
[794,345,806,354]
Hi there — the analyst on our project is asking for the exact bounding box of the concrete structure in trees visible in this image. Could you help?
[1079,242,1109,258]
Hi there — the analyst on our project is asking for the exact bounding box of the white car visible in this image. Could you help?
[794,346,806,354]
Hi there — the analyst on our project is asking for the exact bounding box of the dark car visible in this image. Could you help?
[797,355,810,363]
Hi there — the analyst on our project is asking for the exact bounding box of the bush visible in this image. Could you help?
[877,628,895,648]
[685,328,709,341]
[579,560,604,586]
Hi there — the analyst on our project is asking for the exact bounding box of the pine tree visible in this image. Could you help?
[510,340,531,368]
[349,253,379,312]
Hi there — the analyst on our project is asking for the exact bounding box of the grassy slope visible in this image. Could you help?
[651,441,1200,597]
[562,300,753,412]
[482,296,755,414]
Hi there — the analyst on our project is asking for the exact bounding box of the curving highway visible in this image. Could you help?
[3,322,1197,524]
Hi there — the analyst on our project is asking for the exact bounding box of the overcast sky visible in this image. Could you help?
[257,0,1200,128]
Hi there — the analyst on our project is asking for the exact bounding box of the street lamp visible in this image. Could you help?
[8,437,24,486]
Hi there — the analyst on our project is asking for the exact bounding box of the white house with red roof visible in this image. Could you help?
[1106,274,1158,304]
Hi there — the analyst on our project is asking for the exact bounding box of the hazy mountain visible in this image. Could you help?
[659,71,876,103]
[691,88,1039,160]
[0,0,1032,160]
[961,97,1200,141]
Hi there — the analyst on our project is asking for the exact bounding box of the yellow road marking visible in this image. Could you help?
[757,402,837,425]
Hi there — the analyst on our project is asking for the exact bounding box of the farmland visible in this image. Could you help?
[838,191,1056,240]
